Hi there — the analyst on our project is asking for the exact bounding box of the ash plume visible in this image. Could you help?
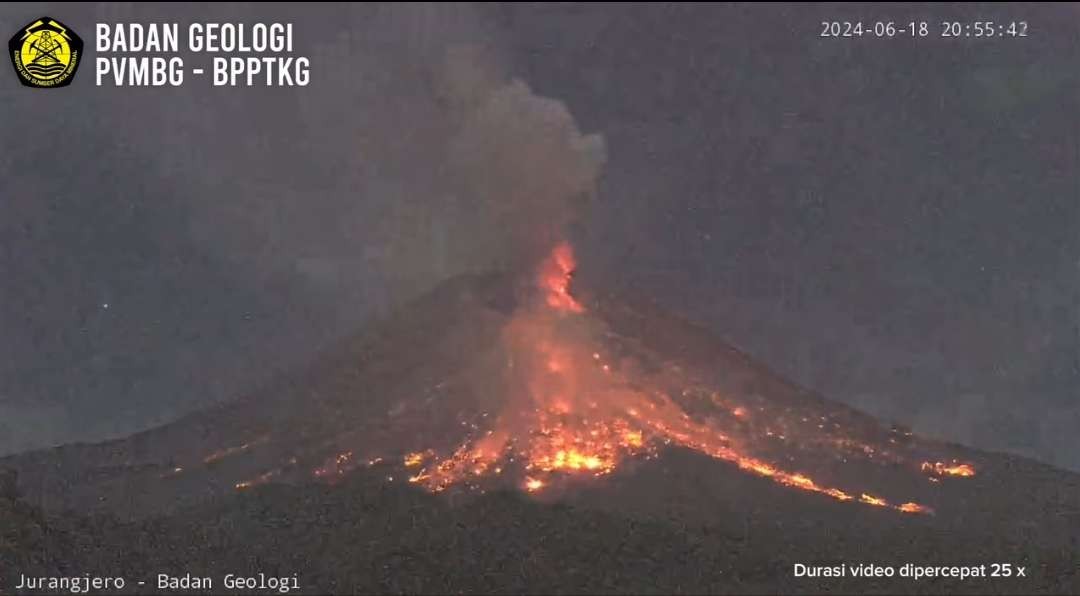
[239,5,607,311]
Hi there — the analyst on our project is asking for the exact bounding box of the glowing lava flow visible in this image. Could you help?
[397,242,953,515]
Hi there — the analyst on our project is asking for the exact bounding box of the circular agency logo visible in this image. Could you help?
[9,16,83,88]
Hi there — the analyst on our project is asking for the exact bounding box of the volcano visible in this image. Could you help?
[3,244,1078,594]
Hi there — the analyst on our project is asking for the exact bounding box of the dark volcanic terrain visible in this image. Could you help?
[2,270,1078,594]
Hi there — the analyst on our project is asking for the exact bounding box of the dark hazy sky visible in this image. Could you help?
[2,3,1077,471]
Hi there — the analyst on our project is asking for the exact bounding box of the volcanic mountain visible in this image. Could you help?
[3,244,1078,594]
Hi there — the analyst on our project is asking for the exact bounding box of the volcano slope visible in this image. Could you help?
[3,257,1079,595]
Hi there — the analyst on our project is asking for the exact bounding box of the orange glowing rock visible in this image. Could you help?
[899,502,932,514]
[787,474,815,489]
[921,461,976,477]
[823,488,854,501]
[859,493,887,507]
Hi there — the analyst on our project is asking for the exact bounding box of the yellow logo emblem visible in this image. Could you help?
[9,17,84,88]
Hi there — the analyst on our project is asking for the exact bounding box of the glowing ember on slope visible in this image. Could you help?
[202,435,269,464]
[386,242,948,515]
[860,493,888,507]
[921,461,976,477]
[404,451,430,467]
[313,451,355,480]
[235,469,281,490]
[899,502,933,514]
[158,466,185,479]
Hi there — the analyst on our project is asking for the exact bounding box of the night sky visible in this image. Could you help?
[2,3,1077,471]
